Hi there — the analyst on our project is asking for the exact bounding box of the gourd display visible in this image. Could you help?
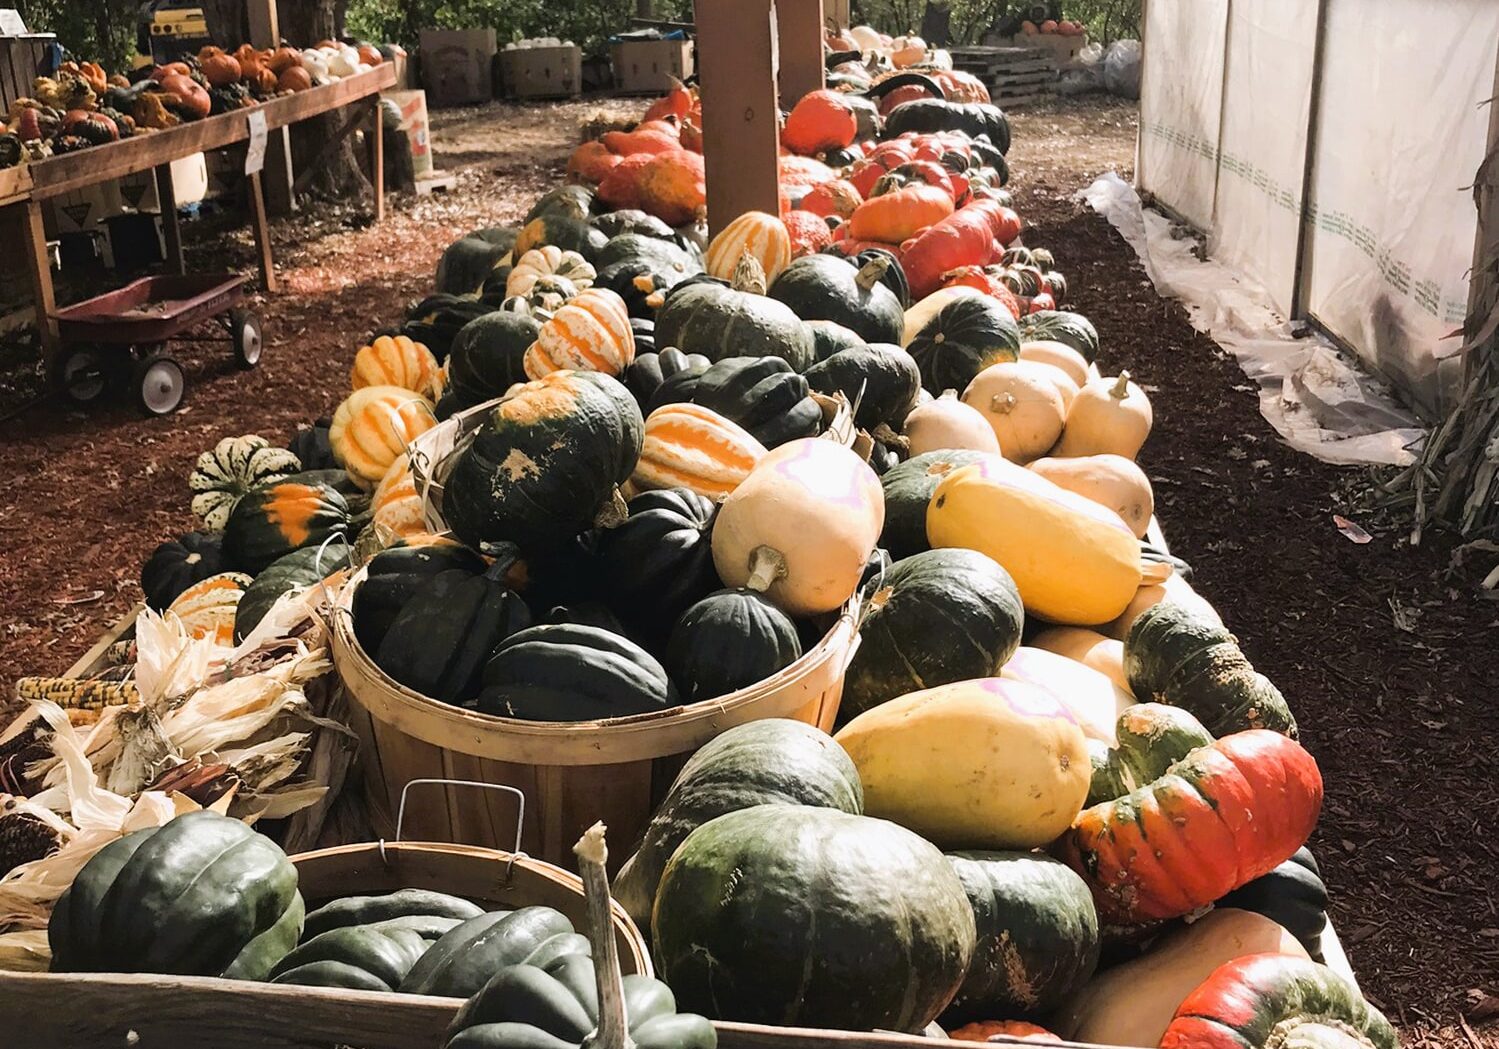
[221,480,351,575]
[907,294,1022,395]
[351,335,444,402]
[653,804,975,1032]
[687,356,823,448]
[962,361,1068,463]
[665,588,803,702]
[613,718,864,925]
[803,343,922,430]
[1217,847,1329,962]
[329,385,438,485]
[167,571,253,645]
[1054,371,1153,459]
[523,288,636,379]
[443,371,644,552]
[234,539,351,640]
[189,434,300,531]
[400,906,588,997]
[768,254,905,345]
[879,449,990,559]
[1029,454,1154,538]
[902,391,1001,456]
[841,549,1024,721]
[140,531,225,610]
[704,213,792,284]
[477,624,677,720]
[653,259,817,371]
[632,402,768,499]
[711,439,884,617]
[835,677,1090,849]
[1124,601,1298,737]
[1056,730,1323,925]
[270,914,463,991]
[1085,702,1214,805]
[49,810,303,980]
[594,488,720,641]
[944,851,1099,1020]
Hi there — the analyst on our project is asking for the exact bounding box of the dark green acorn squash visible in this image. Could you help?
[141,531,224,611]
[1085,702,1215,806]
[592,208,680,242]
[690,356,823,447]
[803,342,921,430]
[840,549,1024,722]
[526,185,594,224]
[655,279,817,373]
[595,233,701,274]
[302,888,486,939]
[520,215,609,263]
[1017,310,1100,361]
[402,295,498,363]
[446,311,543,409]
[478,624,677,721]
[442,371,644,553]
[352,541,489,654]
[593,234,703,318]
[400,905,588,998]
[622,348,712,415]
[49,810,302,980]
[884,99,1011,154]
[374,561,533,706]
[907,295,1021,395]
[234,539,352,641]
[435,228,518,296]
[804,318,868,363]
[852,247,910,307]
[630,318,657,354]
[943,851,1099,1021]
[270,914,464,991]
[768,254,905,345]
[665,589,803,703]
[652,804,975,1032]
[594,488,720,643]
[1217,847,1328,962]
[878,450,990,559]
[542,601,632,636]
[221,480,351,576]
[614,718,864,925]
[288,417,337,471]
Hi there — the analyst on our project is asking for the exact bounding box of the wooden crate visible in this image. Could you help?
[948,44,1057,108]
[0,32,53,114]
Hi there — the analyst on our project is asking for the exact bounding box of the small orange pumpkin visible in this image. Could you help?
[159,73,211,119]
[847,183,954,244]
[151,61,192,80]
[201,52,242,87]
[351,335,444,402]
[948,1020,1061,1043]
[267,47,303,74]
[705,211,793,283]
[76,61,108,95]
[782,209,833,257]
[800,178,863,220]
[632,402,767,500]
[251,67,278,94]
[782,89,858,156]
[523,288,636,379]
[278,65,313,93]
[234,44,265,79]
[357,43,384,66]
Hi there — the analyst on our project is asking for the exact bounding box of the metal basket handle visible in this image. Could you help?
[378,779,527,881]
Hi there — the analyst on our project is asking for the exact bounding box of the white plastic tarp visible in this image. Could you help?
[1302,0,1499,417]
[1137,0,1228,230]
[1209,0,1319,312]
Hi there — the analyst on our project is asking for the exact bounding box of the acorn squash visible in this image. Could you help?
[768,254,905,345]
[477,624,677,721]
[804,343,921,430]
[233,539,351,640]
[140,531,225,611]
[689,356,823,447]
[804,318,867,363]
[594,487,720,643]
[878,449,991,560]
[270,914,463,991]
[221,480,351,575]
[445,311,542,409]
[302,888,485,939]
[654,268,817,372]
[401,906,588,998]
[623,348,712,413]
[665,588,803,702]
[352,541,488,654]
[1216,848,1329,962]
[907,294,1022,396]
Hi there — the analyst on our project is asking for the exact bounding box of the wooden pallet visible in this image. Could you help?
[948,44,1056,108]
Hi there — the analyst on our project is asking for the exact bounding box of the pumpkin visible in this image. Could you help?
[878,449,990,559]
[783,89,858,155]
[884,100,1011,153]
[705,212,792,284]
[351,335,443,402]
[944,851,1099,1021]
[329,385,437,486]
[523,287,636,379]
[401,906,588,998]
[1057,730,1323,925]
[1029,455,1153,538]
[166,571,253,645]
[1054,371,1152,459]
[352,541,487,654]
[841,549,1024,722]
[653,804,975,1032]
[371,454,428,541]
[1019,340,1089,387]
[1161,953,1396,1049]
[277,65,312,92]
[506,246,596,300]
[1217,847,1329,962]
[189,434,301,531]
[903,390,1001,455]
[141,532,225,610]
[632,402,767,500]
[768,254,904,345]
[221,481,350,575]
[847,184,954,243]
[158,73,211,117]
[1052,909,1310,1047]
[614,718,863,925]
[836,677,1089,850]
[711,438,883,617]
[444,371,644,552]
[595,488,720,642]
[446,311,542,407]
[201,52,241,87]
[666,588,803,702]
[1124,601,1298,737]
[948,1021,1059,1042]
[999,647,1133,744]
[622,348,712,413]
[375,560,533,705]
[688,356,823,448]
[1018,310,1100,361]
[927,458,1145,625]
[781,209,833,257]
[655,257,817,371]
[908,293,1022,395]
[803,342,921,430]
[477,623,677,720]
[234,540,351,640]
[49,811,302,979]
[599,148,706,226]
[962,361,1067,463]
[801,179,863,220]
[804,318,866,364]
[270,915,462,991]
[1085,702,1214,806]
[1029,626,1129,692]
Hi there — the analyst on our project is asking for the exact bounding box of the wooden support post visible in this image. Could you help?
[826,0,850,28]
[248,171,279,293]
[17,200,58,370]
[154,163,184,276]
[695,0,782,236]
[776,0,825,106]
[247,0,279,48]
[249,0,295,216]
[369,96,385,223]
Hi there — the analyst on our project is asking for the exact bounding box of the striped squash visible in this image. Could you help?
[632,402,767,500]
[705,211,792,284]
[189,435,300,532]
[167,571,254,646]
[505,246,596,300]
[522,287,636,380]
[351,335,444,402]
[329,385,438,485]
[372,453,429,541]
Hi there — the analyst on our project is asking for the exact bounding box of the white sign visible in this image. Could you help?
[244,109,268,176]
[0,9,29,34]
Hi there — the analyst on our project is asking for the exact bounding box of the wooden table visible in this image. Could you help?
[0,63,396,370]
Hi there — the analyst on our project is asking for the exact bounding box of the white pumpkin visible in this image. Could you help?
[505,246,596,300]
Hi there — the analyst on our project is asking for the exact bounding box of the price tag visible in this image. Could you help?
[244,109,268,176]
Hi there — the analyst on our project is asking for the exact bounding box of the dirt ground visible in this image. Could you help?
[0,93,1494,1047]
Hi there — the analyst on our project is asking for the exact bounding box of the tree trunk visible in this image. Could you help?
[282,0,371,200]
[920,1,952,45]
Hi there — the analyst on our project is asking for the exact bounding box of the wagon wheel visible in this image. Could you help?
[229,308,263,369]
[52,346,110,405]
[133,353,185,416]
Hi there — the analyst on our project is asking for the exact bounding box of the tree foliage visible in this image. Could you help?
[851,0,1140,45]
[346,0,695,54]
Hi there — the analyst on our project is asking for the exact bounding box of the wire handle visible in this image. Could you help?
[378,779,527,878]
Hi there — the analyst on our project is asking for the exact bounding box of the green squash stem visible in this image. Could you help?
[575,822,634,1049]
[744,545,787,593]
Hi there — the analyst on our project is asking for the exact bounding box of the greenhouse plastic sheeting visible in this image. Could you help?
[1302,0,1499,418]
[1137,0,1227,231]
[1209,0,1318,313]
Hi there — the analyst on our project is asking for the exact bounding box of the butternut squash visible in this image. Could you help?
[1029,626,1131,694]
[1019,340,1090,387]
[999,646,1133,743]
[901,390,1001,456]
[1029,454,1154,538]
[1054,370,1153,459]
[962,361,1068,464]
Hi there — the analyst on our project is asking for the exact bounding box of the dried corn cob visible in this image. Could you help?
[0,808,60,877]
[14,677,138,711]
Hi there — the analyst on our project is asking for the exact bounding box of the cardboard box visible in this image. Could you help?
[499,45,582,100]
[420,28,497,106]
[611,39,693,96]
[986,32,1086,64]
[384,89,433,178]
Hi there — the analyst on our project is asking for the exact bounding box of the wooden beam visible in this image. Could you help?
[16,200,58,368]
[369,95,385,223]
[1464,35,1499,387]
[825,0,850,28]
[155,163,185,276]
[695,0,782,235]
[1288,0,1330,320]
[248,170,278,293]
[247,0,279,48]
[776,0,825,105]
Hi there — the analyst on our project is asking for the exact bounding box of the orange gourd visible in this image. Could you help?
[643,78,694,123]
[523,288,636,379]
[235,44,265,80]
[799,178,863,220]
[358,44,384,66]
[567,140,623,185]
[782,209,832,257]
[782,89,858,156]
[76,61,107,95]
[267,47,303,74]
[201,52,242,87]
[847,184,954,244]
[600,120,681,157]
[599,149,705,226]
[632,402,767,500]
[158,73,211,119]
[278,65,313,93]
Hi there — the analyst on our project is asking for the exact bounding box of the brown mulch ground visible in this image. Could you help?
[0,92,1493,1047]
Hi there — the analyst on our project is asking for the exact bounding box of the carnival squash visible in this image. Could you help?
[632,402,767,499]
[524,288,636,379]
[1029,455,1153,538]
[902,391,1001,456]
[329,385,437,486]
[1054,371,1153,459]
[352,335,443,402]
[189,434,300,531]
[166,572,253,646]
[705,212,792,284]
[371,454,427,542]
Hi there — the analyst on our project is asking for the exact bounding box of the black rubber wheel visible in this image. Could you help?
[54,347,109,404]
[230,308,263,369]
[134,354,185,416]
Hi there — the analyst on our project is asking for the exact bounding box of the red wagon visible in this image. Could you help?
[51,273,263,416]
